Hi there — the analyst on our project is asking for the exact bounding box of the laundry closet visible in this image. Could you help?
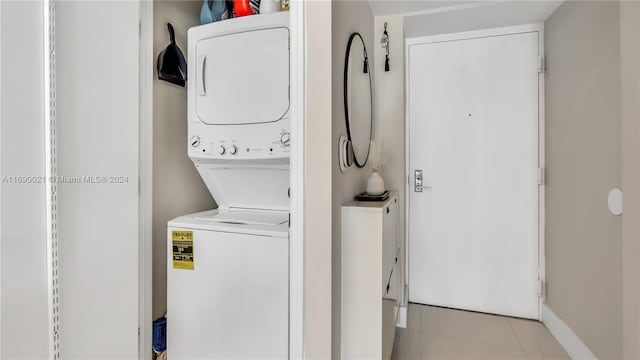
[153,2,292,359]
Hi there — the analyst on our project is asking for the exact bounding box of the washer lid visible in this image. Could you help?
[193,160,290,211]
[169,209,289,238]
[195,209,288,226]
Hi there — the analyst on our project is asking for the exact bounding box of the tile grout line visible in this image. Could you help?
[406,303,569,360]
[420,330,532,352]
[506,317,533,360]
[418,303,529,351]
[418,305,425,359]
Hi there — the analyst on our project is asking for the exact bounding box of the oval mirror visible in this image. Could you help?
[344,32,372,168]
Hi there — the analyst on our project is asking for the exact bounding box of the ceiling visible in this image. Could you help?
[367,0,562,19]
[400,1,563,38]
[368,0,481,17]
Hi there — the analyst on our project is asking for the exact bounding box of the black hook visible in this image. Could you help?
[383,22,390,72]
[363,54,369,74]
[167,23,176,44]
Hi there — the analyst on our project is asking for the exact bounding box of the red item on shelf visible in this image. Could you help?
[234,0,253,17]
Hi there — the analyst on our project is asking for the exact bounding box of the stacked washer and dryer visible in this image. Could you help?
[167,12,291,359]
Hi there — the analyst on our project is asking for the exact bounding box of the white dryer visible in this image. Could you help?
[167,12,290,359]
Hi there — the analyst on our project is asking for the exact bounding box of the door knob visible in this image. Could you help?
[414,170,432,192]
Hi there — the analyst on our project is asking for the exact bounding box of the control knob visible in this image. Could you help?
[190,136,201,148]
[280,132,291,146]
[229,145,238,155]
[217,146,226,155]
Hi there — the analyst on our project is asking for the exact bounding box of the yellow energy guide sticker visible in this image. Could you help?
[172,230,194,270]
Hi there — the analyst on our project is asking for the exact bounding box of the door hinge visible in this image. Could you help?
[537,279,544,296]
[537,56,545,73]
[537,167,545,185]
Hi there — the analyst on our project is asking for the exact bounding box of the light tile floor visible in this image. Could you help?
[391,303,570,360]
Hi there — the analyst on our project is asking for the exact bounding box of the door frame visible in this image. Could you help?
[289,0,306,357]
[138,0,153,359]
[404,23,546,319]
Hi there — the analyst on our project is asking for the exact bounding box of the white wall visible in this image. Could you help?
[332,1,375,357]
[55,1,140,357]
[373,15,405,295]
[621,2,640,358]
[305,1,333,358]
[544,3,623,358]
[0,1,50,357]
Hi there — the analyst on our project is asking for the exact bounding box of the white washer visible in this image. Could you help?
[167,209,288,359]
[168,12,290,359]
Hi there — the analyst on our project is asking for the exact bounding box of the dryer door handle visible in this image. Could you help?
[198,54,207,96]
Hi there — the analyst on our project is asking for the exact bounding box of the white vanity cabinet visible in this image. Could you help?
[341,192,401,360]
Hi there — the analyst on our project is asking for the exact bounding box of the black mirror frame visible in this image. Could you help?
[343,32,373,169]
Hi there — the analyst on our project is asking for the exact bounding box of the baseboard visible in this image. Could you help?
[542,304,597,360]
[397,284,409,328]
[396,306,407,328]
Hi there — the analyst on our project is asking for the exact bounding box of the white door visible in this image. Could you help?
[408,29,540,319]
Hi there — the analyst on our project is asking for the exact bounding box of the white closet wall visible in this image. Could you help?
[56,1,140,358]
[0,1,50,357]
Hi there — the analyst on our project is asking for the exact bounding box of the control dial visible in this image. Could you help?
[229,145,238,155]
[190,136,201,148]
[217,146,226,155]
[280,132,291,146]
